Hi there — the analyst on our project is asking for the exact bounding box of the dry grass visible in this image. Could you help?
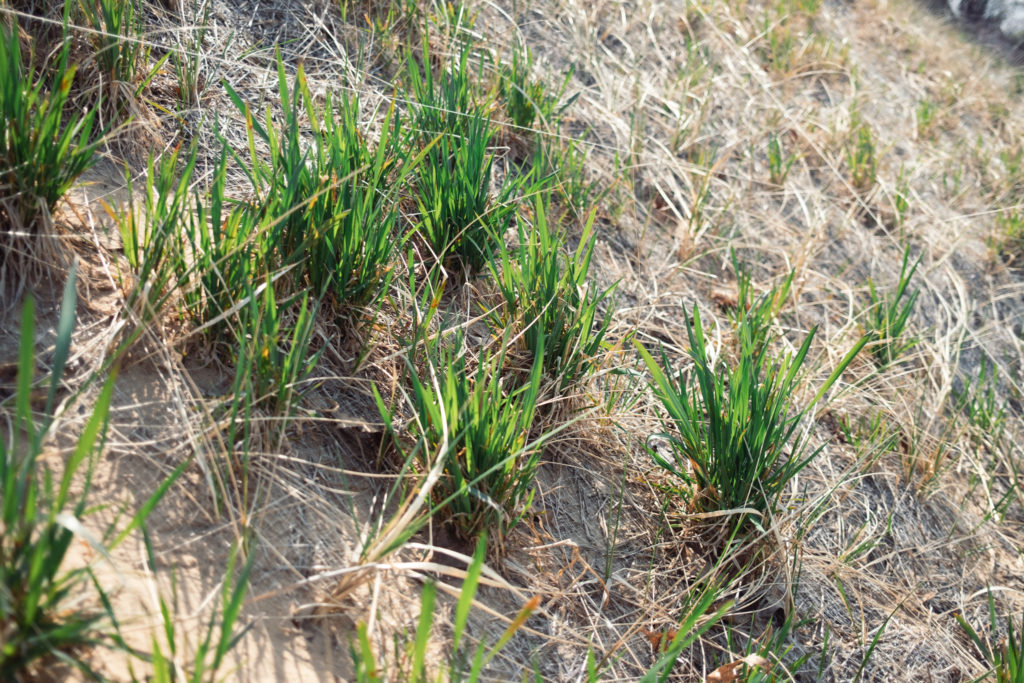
[3,0,1024,678]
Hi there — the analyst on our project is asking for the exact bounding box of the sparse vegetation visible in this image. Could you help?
[3,0,1024,678]
[1,270,180,678]
[956,589,1024,683]
[864,247,921,367]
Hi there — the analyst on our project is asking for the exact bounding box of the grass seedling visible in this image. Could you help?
[954,358,1007,444]
[490,197,615,394]
[349,535,541,680]
[766,132,798,185]
[956,589,1024,682]
[405,38,525,271]
[864,247,920,367]
[236,279,321,418]
[637,302,867,528]
[993,209,1024,269]
[728,254,793,354]
[171,0,212,109]
[141,532,254,683]
[1,267,181,678]
[0,18,101,279]
[224,52,410,309]
[499,44,575,133]
[915,98,937,137]
[113,146,198,331]
[846,108,877,191]
[180,148,263,338]
[377,330,545,542]
[79,0,143,85]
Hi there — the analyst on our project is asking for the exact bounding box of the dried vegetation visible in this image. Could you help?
[2,0,1024,678]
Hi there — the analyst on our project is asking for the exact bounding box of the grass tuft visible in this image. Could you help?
[376,329,546,542]
[0,17,101,285]
[637,294,866,528]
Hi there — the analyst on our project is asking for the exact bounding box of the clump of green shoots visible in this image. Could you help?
[0,18,101,278]
[376,330,546,542]
[727,253,793,353]
[406,38,525,272]
[1,269,180,678]
[956,589,1024,683]
[79,0,147,90]
[954,357,1007,443]
[490,197,615,394]
[993,209,1024,269]
[766,132,798,185]
[864,247,920,367]
[499,44,574,133]
[637,281,867,529]
[224,51,409,310]
[171,0,213,109]
[115,145,199,330]
[846,107,877,191]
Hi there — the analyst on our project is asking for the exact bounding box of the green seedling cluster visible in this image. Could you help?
[490,197,615,393]
[377,330,546,541]
[994,209,1024,268]
[864,247,920,367]
[171,0,212,109]
[0,18,101,248]
[405,38,522,271]
[954,358,1008,442]
[767,132,798,185]
[728,253,793,353]
[499,45,575,133]
[846,109,877,191]
[79,0,144,87]
[225,53,408,308]
[638,281,867,528]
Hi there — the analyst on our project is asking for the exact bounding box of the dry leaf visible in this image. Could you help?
[705,654,770,682]
[641,628,678,653]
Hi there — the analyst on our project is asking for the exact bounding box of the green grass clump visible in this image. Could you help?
[993,209,1024,269]
[236,280,321,417]
[116,145,198,329]
[1,269,179,678]
[954,357,1007,442]
[490,198,615,394]
[637,296,866,528]
[79,0,145,89]
[377,331,545,541]
[956,590,1024,683]
[498,45,574,133]
[846,108,877,191]
[0,19,101,267]
[864,247,920,367]
[224,52,407,310]
[406,38,524,272]
[766,132,798,185]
